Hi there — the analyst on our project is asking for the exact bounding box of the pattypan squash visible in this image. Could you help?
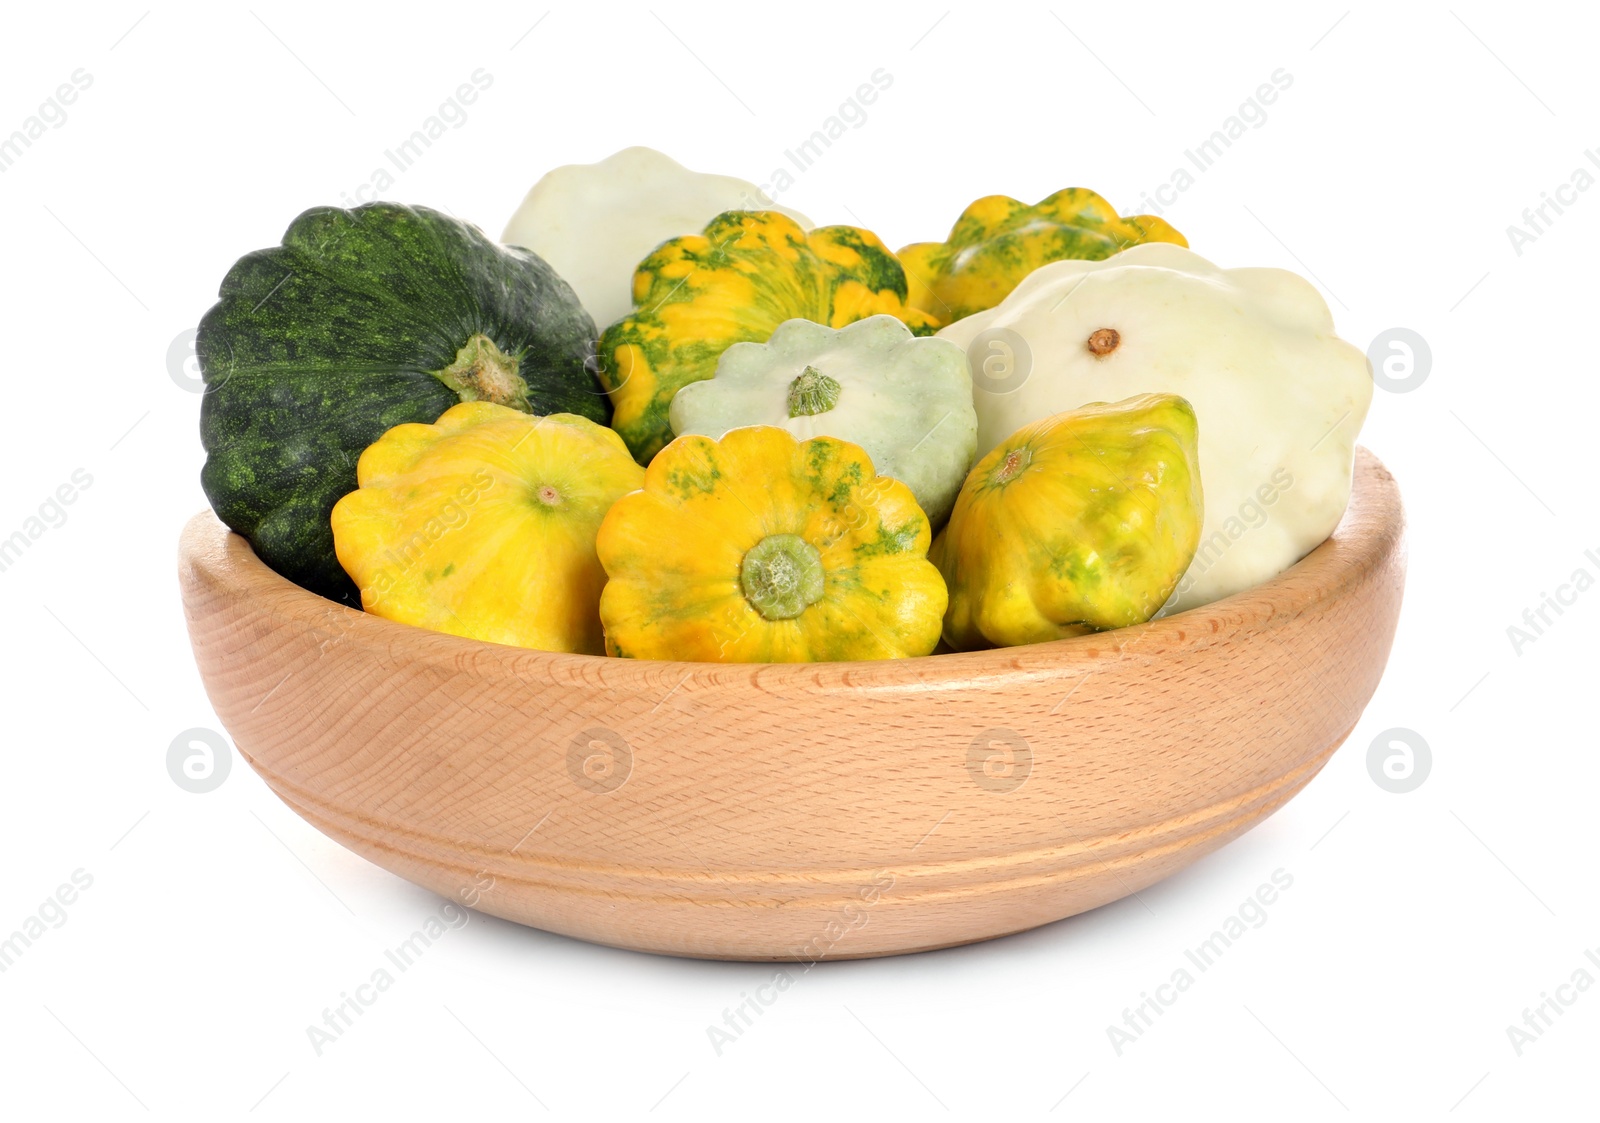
[597,210,941,464]
[937,243,1372,612]
[596,426,946,662]
[667,315,977,527]
[932,394,1203,651]
[501,146,812,329]
[899,188,1186,325]
[331,402,643,654]
[198,202,605,606]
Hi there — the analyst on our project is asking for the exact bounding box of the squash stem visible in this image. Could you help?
[433,333,531,411]
[990,445,1032,486]
[740,534,825,620]
[787,366,842,418]
[1086,328,1121,357]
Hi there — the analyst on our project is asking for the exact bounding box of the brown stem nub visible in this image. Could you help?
[1087,328,1121,357]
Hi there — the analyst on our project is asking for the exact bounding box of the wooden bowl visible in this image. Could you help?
[179,449,1404,961]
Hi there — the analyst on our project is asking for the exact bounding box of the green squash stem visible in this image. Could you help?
[740,534,825,620]
[786,366,842,418]
[433,333,530,411]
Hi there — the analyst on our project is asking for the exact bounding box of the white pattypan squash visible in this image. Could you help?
[936,244,1372,612]
[501,146,812,329]
[669,315,977,527]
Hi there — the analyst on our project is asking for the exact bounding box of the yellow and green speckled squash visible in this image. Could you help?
[331,401,644,653]
[596,426,946,662]
[899,189,1186,326]
[597,210,941,464]
[931,394,1203,651]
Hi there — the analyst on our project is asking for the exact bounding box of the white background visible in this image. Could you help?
[1,1,1595,1118]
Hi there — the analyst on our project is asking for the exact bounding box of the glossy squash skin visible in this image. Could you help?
[596,210,940,464]
[198,202,606,606]
[331,402,642,654]
[931,394,1203,651]
[596,426,946,662]
[899,188,1187,326]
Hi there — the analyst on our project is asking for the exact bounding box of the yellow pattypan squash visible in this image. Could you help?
[932,394,1203,651]
[331,401,644,653]
[596,426,946,662]
[899,188,1186,325]
[597,210,941,464]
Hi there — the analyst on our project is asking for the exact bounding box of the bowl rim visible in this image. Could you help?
[180,447,1402,692]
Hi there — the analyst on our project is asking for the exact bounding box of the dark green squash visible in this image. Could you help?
[197,202,607,605]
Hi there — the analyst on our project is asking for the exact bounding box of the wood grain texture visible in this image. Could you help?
[178,448,1406,960]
